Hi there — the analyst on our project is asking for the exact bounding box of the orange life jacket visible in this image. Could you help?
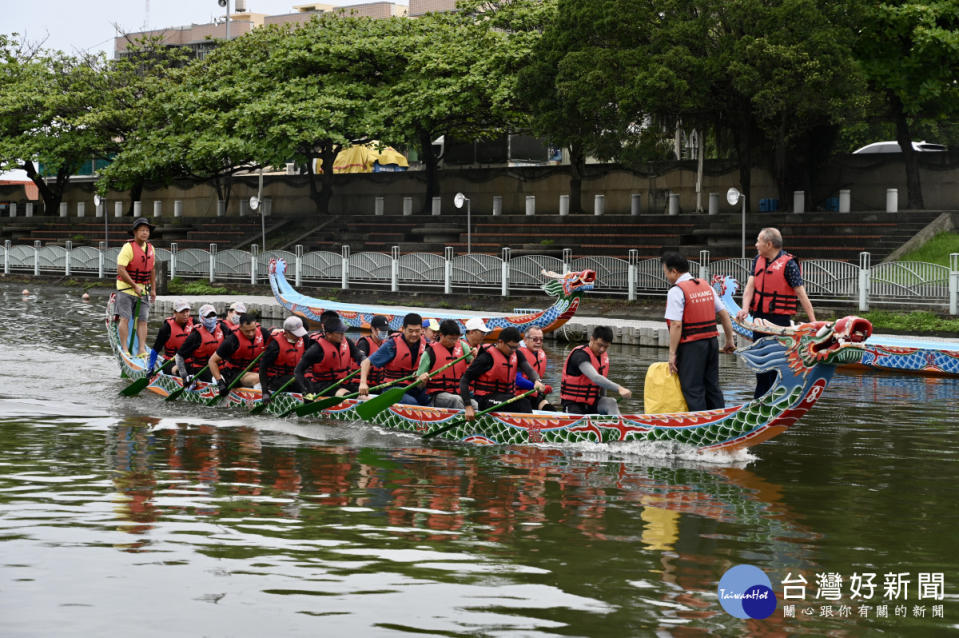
[305,335,352,386]
[473,344,518,397]
[117,240,154,286]
[750,252,799,315]
[185,323,223,369]
[381,334,425,382]
[267,329,304,378]
[162,316,193,358]
[673,278,719,343]
[357,335,384,385]
[560,344,609,406]
[222,325,265,371]
[516,346,547,396]
[425,340,467,395]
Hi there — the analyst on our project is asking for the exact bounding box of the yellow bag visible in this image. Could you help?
[644,362,688,414]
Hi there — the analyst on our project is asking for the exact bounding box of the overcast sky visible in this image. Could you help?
[3,0,405,58]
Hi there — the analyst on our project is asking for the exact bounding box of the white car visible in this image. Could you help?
[852,140,947,154]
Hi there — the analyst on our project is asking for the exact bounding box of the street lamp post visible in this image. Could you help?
[218,0,231,40]
[727,187,746,259]
[454,192,471,254]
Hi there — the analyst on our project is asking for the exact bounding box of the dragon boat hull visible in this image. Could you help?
[267,258,593,339]
[713,276,959,377]
[107,295,870,453]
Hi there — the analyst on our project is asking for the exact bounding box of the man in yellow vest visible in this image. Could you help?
[116,217,156,355]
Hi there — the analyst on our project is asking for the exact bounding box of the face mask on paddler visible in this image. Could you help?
[376,329,388,341]
[202,316,218,331]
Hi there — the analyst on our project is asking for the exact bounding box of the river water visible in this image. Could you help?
[1,283,956,636]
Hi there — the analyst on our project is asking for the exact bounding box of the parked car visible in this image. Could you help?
[852,140,947,154]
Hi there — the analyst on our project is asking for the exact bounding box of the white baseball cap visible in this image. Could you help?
[229,301,247,313]
[283,316,307,337]
[465,317,490,333]
[198,304,217,318]
[173,298,191,312]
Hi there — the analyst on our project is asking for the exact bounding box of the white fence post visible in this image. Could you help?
[708,193,719,215]
[839,189,851,213]
[170,242,178,279]
[594,194,605,216]
[77,202,85,218]
[390,245,400,292]
[403,197,413,216]
[374,196,384,216]
[65,240,72,276]
[341,245,349,289]
[216,200,225,217]
[501,247,510,297]
[133,201,142,218]
[98,241,105,279]
[525,195,535,216]
[250,244,258,285]
[295,244,303,288]
[559,194,569,216]
[631,193,642,216]
[154,201,163,218]
[444,246,453,295]
[114,201,123,217]
[4,240,10,274]
[668,194,679,216]
[858,251,871,312]
[95,200,103,218]
[699,249,710,283]
[793,190,805,214]
[174,200,183,218]
[628,249,638,302]
[25,203,34,217]
[431,197,441,216]
[950,253,959,316]
[59,202,68,217]
[33,240,40,276]
[492,195,502,216]
[562,248,572,275]
[886,188,898,213]
[9,203,16,217]
[209,243,217,283]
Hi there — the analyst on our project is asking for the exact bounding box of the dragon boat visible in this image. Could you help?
[713,275,959,377]
[268,258,594,338]
[108,294,873,453]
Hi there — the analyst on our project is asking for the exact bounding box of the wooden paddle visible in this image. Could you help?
[165,364,209,402]
[278,369,361,418]
[119,357,173,397]
[423,389,536,440]
[250,376,297,415]
[355,351,471,421]
[206,351,265,406]
[293,373,418,418]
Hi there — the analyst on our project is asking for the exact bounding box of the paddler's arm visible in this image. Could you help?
[359,339,396,397]
[415,349,434,386]
[516,351,545,394]
[148,321,172,372]
[209,334,238,383]
[736,274,757,322]
[175,330,201,379]
[718,309,737,353]
[667,321,683,376]
[460,350,493,419]
[258,339,280,394]
[294,342,323,395]
[578,360,631,400]
[147,245,156,303]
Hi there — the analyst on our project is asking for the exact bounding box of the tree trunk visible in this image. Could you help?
[315,145,338,215]
[569,144,585,214]
[419,129,440,215]
[22,160,61,215]
[891,93,923,209]
[127,179,144,217]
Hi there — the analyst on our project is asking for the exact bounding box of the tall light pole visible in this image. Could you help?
[218,0,231,40]
[454,192,471,254]
[727,187,746,259]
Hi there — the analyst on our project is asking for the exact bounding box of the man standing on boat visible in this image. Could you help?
[295,316,363,397]
[662,252,737,411]
[259,316,308,401]
[461,327,546,416]
[175,304,223,383]
[209,313,270,394]
[116,217,156,355]
[220,302,247,335]
[358,312,428,405]
[356,315,389,388]
[147,298,192,377]
[516,326,555,411]
[415,319,476,409]
[736,228,817,398]
[560,326,632,415]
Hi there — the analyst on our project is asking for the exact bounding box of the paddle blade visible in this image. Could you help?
[119,376,151,397]
[423,417,464,440]
[206,394,225,407]
[354,387,406,421]
[164,385,188,402]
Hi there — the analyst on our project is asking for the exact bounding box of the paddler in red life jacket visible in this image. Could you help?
[358,312,428,406]
[294,316,364,397]
[258,316,307,402]
[414,319,476,410]
[735,228,817,399]
[116,217,156,355]
[147,298,193,377]
[209,313,270,396]
[515,326,555,411]
[460,326,546,419]
[560,325,632,415]
[662,252,737,412]
[175,304,223,383]
[356,314,389,387]
[220,301,247,336]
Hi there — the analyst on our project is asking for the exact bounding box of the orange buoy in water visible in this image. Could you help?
[21,289,29,295]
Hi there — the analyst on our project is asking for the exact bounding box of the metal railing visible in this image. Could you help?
[3,240,957,313]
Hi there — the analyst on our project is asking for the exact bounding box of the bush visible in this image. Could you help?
[167,277,238,296]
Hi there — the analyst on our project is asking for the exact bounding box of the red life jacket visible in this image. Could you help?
[560,344,609,406]
[750,252,799,315]
[515,346,547,396]
[357,335,384,385]
[306,336,352,386]
[219,317,240,336]
[222,325,265,371]
[672,278,719,343]
[381,334,425,382]
[185,323,224,369]
[162,316,194,358]
[117,240,155,286]
[426,340,467,395]
[267,329,304,378]
[473,344,518,397]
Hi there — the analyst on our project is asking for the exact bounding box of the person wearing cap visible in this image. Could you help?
[258,316,307,400]
[175,304,223,383]
[463,317,491,356]
[357,315,390,388]
[358,312,427,406]
[515,326,555,411]
[146,298,193,377]
[415,319,477,409]
[422,318,440,344]
[209,313,271,395]
[116,217,157,355]
[221,302,248,335]
[460,327,545,417]
[295,317,363,397]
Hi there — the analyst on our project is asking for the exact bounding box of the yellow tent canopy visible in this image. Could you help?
[314,142,409,174]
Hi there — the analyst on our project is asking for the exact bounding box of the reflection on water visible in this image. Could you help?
[1,283,957,636]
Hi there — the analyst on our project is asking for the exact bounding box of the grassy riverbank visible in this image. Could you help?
[899,232,959,266]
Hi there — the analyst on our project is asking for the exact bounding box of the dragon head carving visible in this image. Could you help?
[738,315,873,376]
[541,269,596,298]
